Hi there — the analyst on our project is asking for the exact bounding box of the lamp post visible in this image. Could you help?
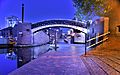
[85,33,87,55]
[84,21,90,56]
[32,33,34,59]
[54,29,59,51]
[54,30,57,51]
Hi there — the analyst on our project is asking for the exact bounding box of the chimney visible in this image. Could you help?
[22,4,24,23]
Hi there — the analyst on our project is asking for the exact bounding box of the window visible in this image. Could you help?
[26,29,30,32]
[92,28,94,33]
[117,26,120,32]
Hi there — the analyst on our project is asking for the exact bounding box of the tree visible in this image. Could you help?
[73,0,113,20]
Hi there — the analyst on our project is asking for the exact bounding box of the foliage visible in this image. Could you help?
[73,0,113,20]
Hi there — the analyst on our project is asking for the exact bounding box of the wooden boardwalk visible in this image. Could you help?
[9,37,120,75]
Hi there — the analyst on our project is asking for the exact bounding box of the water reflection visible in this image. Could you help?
[6,48,17,60]
[0,48,17,75]
[33,44,50,58]
[15,48,31,68]
[0,44,50,75]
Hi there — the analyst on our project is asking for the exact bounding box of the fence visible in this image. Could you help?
[86,32,110,49]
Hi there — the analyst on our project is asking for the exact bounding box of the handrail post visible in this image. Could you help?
[85,33,87,55]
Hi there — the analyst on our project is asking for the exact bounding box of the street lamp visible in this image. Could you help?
[84,21,90,56]
[54,29,59,51]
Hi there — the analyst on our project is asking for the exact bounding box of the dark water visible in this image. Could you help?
[0,44,49,75]
[0,48,34,75]
[0,49,17,75]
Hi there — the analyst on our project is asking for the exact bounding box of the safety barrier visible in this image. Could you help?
[86,32,110,49]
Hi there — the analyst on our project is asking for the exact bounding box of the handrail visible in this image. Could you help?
[87,37,108,49]
[87,32,110,42]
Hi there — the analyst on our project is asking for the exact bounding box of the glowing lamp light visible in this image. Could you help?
[87,29,90,33]
[56,29,59,32]
[0,36,3,38]
[71,33,75,36]
[89,20,93,24]
[68,30,71,35]
[62,33,65,36]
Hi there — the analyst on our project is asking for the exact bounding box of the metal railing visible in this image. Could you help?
[86,32,110,49]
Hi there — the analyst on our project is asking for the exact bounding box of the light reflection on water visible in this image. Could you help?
[0,49,17,75]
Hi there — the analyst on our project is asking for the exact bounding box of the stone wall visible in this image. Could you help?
[13,23,32,45]
[33,31,50,58]
[33,31,49,45]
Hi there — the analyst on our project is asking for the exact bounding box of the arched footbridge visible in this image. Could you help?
[31,19,88,34]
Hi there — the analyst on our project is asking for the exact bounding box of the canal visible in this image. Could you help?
[0,48,17,75]
[0,44,49,75]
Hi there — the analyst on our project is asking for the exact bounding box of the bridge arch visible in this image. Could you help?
[32,20,87,34]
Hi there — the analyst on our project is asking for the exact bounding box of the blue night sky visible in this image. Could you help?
[0,0,75,28]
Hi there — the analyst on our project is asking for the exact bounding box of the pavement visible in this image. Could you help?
[9,44,88,75]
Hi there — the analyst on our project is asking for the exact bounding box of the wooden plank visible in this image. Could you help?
[109,54,120,60]
[95,55,120,73]
[81,56,107,75]
[103,55,120,65]
[90,55,120,75]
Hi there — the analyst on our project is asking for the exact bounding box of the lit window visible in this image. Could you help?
[118,26,120,32]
